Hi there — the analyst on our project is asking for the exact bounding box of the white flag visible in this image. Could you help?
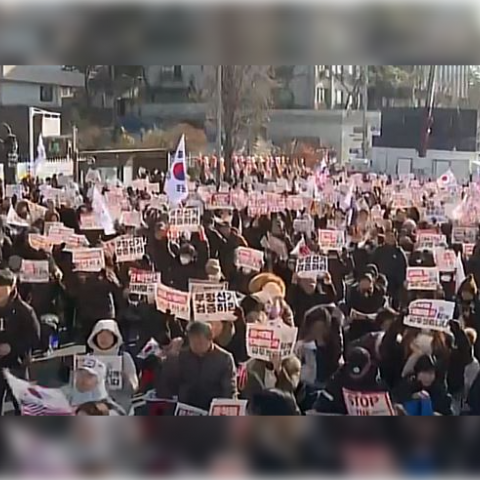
[165,135,189,205]
[92,187,115,235]
[4,370,73,416]
[455,252,466,293]
[33,134,47,175]
[437,169,457,189]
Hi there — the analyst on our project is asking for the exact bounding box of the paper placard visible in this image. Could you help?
[343,389,395,416]
[296,255,328,277]
[417,233,446,250]
[27,202,48,222]
[75,355,123,390]
[188,280,228,294]
[318,229,346,251]
[293,218,314,233]
[246,323,298,362]
[206,193,233,210]
[129,269,161,297]
[452,227,477,244]
[19,260,49,284]
[72,248,105,272]
[209,399,248,417]
[28,234,53,253]
[64,234,90,251]
[44,222,65,236]
[193,290,238,322]
[406,267,439,291]
[286,195,305,211]
[156,284,191,320]
[80,213,102,231]
[404,299,455,333]
[434,248,457,272]
[114,236,145,263]
[235,247,264,272]
[174,403,208,416]
[120,211,142,228]
[168,208,201,233]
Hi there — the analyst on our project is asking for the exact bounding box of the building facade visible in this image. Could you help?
[0,65,84,108]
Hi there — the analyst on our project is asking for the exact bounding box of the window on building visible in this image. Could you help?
[336,90,343,106]
[40,85,54,102]
[173,65,183,80]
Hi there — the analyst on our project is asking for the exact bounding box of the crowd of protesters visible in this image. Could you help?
[0,153,480,418]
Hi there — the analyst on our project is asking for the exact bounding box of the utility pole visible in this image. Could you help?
[216,64,222,185]
[362,65,369,159]
[72,124,79,183]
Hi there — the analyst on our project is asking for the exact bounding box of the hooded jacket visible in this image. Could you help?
[87,319,139,412]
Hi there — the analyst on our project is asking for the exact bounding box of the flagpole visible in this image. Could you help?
[216,65,222,186]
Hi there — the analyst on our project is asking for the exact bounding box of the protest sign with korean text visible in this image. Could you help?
[28,234,53,253]
[72,248,105,273]
[235,247,264,272]
[156,284,191,320]
[174,403,208,416]
[80,213,102,231]
[206,193,233,210]
[115,236,145,263]
[246,324,281,362]
[193,290,238,322]
[417,233,446,250]
[129,269,161,298]
[296,255,328,278]
[120,211,142,228]
[434,248,457,272]
[168,207,201,233]
[188,280,228,294]
[318,229,346,251]
[406,267,439,291]
[342,389,395,416]
[293,218,314,233]
[19,260,49,284]
[404,299,455,333]
[209,399,248,417]
[75,355,123,390]
[452,227,477,245]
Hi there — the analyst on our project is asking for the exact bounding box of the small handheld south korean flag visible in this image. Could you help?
[137,338,162,360]
[165,134,189,206]
[437,169,457,189]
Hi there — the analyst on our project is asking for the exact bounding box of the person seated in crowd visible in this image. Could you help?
[393,354,453,416]
[156,321,237,411]
[87,319,139,413]
[314,346,388,415]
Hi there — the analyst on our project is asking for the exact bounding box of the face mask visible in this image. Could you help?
[180,256,191,266]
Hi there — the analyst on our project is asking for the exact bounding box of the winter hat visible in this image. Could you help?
[205,259,223,277]
[459,274,478,296]
[414,355,436,375]
[248,273,286,298]
[346,347,372,378]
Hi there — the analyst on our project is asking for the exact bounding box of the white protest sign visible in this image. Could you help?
[293,218,314,233]
[235,247,264,272]
[129,269,161,298]
[174,403,208,416]
[156,284,191,320]
[64,234,90,251]
[114,236,145,263]
[343,389,395,416]
[209,399,248,417]
[296,255,328,278]
[75,355,123,390]
[206,193,233,210]
[278,324,298,359]
[168,208,201,233]
[417,233,446,250]
[19,260,49,284]
[193,290,238,322]
[318,229,346,251]
[434,248,457,272]
[188,280,228,294]
[452,227,477,245]
[406,267,439,290]
[80,213,102,231]
[404,299,455,333]
[28,234,53,253]
[286,195,306,211]
[72,248,105,272]
[120,211,142,228]
[44,222,65,236]
[246,324,281,361]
